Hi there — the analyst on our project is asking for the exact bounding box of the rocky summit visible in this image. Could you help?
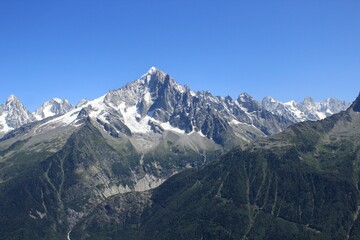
[0,95,35,134]
[33,98,73,121]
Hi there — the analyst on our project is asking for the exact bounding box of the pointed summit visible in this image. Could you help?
[6,94,20,103]
[139,66,168,84]
[0,95,35,134]
[143,66,166,78]
[33,98,73,120]
[4,95,26,109]
[147,66,159,74]
[52,98,62,103]
[238,92,256,103]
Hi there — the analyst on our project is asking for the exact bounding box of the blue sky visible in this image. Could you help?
[1,1,359,111]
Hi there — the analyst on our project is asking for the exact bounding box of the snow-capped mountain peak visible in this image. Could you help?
[52,98,62,103]
[147,66,159,74]
[0,95,35,135]
[238,92,253,101]
[140,66,167,83]
[237,92,259,112]
[33,98,73,120]
[6,94,18,103]
[141,67,186,93]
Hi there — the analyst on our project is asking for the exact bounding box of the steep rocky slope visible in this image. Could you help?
[72,93,360,240]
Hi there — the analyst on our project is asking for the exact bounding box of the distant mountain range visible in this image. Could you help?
[0,67,349,140]
[262,96,348,122]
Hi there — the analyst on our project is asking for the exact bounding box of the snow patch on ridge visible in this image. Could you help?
[160,122,185,134]
[118,102,152,134]
[143,92,152,103]
[0,112,14,132]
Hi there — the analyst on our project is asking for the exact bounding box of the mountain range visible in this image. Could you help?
[0,96,73,135]
[0,67,349,140]
[0,67,355,239]
[72,93,360,240]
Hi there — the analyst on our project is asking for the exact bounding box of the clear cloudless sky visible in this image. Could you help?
[0,0,359,111]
